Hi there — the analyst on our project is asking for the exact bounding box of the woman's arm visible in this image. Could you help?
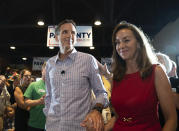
[14,87,28,110]
[155,65,177,131]
[25,95,45,107]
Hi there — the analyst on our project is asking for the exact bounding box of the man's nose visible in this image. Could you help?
[66,32,73,38]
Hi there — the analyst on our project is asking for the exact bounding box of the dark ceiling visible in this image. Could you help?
[0,0,179,68]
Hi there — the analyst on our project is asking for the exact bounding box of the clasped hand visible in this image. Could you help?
[80,110,104,131]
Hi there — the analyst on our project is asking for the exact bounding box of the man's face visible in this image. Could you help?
[57,23,76,54]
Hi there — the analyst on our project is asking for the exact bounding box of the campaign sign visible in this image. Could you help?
[47,26,93,47]
[32,57,49,71]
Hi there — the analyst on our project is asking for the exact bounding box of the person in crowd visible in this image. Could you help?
[101,75,112,124]
[10,75,19,109]
[91,74,112,125]
[4,67,11,79]
[3,105,15,131]
[169,60,179,131]
[168,60,178,78]
[156,52,173,75]
[170,60,179,109]
[0,75,10,131]
[168,60,179,92]
[156,53,179,130]
[30,76,36,83]
[156,53,179,96]
[24,63,46,131]
[14,69,31,131]
[43,19,108,131]
[157,54,179,91]
[101,21,177,130]
[7,73,19,109]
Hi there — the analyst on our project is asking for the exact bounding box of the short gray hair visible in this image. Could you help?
[55,19,76,35]
[156,52,172,74]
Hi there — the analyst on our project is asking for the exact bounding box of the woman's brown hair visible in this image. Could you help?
[112,21,157,81]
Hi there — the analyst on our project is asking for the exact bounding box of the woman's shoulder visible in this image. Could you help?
[153,64,169,83]
[154,64,166,75]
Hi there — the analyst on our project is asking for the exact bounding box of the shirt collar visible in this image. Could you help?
[55,48,77,63]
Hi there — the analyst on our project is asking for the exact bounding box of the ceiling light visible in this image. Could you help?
[90,46,95,50]
[22,57,27,61]
[37,20,45,26]
[49,46,54,49]
[94,20,101,26]
[10,46,16,50]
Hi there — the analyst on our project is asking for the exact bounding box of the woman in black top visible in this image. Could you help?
[14,69,31,131]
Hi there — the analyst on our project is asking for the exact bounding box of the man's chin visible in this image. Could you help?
[59,46,74,54]
[66,47,74,53]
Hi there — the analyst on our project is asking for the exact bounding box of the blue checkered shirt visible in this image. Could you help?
[43,49,108,131]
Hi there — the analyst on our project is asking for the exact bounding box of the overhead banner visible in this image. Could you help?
[32,57,49,71]
[47,26,93,47]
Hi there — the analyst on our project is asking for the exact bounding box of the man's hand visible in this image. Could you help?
[97,62,110,76]
[80,110,104,131]
[38,95,45,105]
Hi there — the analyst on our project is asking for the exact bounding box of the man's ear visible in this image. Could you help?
[55,35,59,42]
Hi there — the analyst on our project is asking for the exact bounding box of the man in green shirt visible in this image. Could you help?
[24,63,46,131]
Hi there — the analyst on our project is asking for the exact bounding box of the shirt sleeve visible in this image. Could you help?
[24,83,34,99]
[43,61,52,116]
[89,56,109,108]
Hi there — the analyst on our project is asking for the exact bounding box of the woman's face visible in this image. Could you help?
[21,71,31,87]
[115,28,139,61]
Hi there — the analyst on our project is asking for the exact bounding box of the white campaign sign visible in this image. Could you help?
[47,26,93,47]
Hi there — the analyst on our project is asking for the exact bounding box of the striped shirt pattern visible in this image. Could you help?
[43,49,108,131]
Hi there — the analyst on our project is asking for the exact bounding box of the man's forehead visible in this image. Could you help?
[60,23,76,31]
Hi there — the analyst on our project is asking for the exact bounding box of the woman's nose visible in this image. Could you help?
[119,42,125,49]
